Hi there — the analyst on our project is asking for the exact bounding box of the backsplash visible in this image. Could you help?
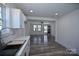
[2,28,25,43]
[11,28,25,38]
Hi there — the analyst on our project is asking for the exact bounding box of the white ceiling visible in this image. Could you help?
[10,3,79,18]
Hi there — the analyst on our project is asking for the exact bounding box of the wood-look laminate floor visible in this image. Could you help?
[29,35,78,56]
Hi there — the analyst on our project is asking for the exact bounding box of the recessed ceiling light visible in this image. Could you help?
[55,13,58,15]
[30,10,33,13]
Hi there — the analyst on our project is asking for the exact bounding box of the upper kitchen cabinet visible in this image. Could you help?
[10,8,26,28]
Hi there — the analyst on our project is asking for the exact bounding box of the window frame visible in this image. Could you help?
[37,25,41,31]
[44,25,48,33]
[33,25,37,31]
[0,6,2,30]
[33,24,42,32]
[0,4,11,35]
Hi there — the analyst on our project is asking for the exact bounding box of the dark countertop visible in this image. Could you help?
[0,40,26,56]
[0,36,30,56]
[0,44,22,56]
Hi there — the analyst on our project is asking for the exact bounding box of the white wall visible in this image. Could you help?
[6,3,16,8]
[24,21,30,36]
[50,21,56,36]
[56,9,79,54]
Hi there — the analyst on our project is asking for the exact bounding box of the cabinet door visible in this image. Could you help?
[11,8,21,28]
[20,11,25,28]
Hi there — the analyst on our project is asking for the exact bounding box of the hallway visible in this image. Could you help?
[30,35,77,56]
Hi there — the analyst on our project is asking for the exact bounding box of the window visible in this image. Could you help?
[0,4,10,35]
[0,7,2,30]
[0,7,2,18]
[33,25,41,31]
[2,6,11,34]
[44,25,48,33]
[38,25,41,31]
[0,20,2,30]
[33,25,37,31]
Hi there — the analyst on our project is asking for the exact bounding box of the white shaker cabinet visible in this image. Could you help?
[10,8,26,28]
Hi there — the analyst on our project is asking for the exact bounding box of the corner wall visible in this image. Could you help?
[50,21,56,37]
